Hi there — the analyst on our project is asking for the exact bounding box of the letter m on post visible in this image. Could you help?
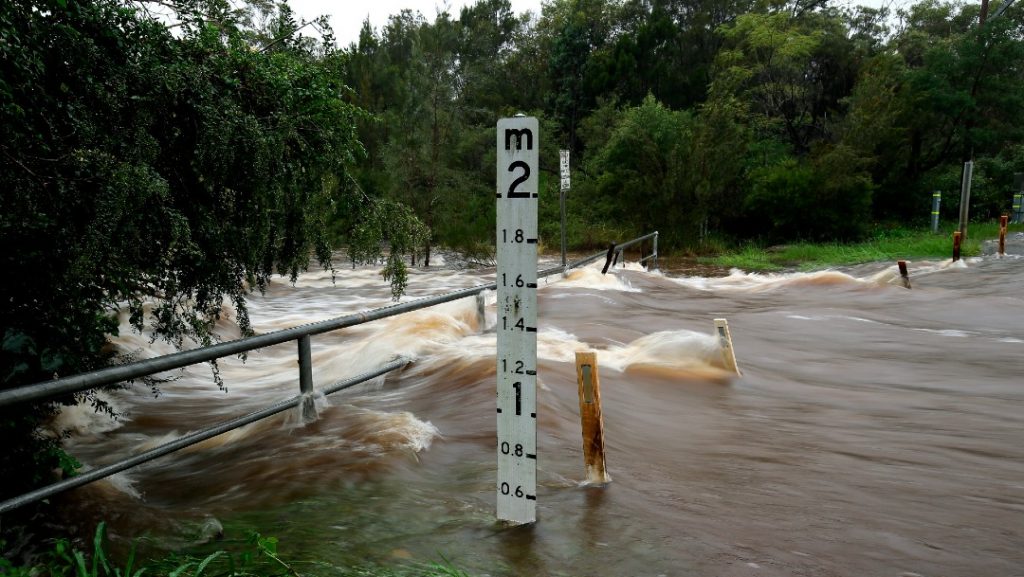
[505,128,534,151]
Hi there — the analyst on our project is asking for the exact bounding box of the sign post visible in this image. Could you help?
[1013,173,1024,224]
[495,116,539,524]
[559,149,570,270]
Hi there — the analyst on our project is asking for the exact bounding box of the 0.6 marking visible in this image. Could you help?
[498,482,535,500]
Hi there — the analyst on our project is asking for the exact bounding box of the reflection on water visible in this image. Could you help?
[53,240,1024,576]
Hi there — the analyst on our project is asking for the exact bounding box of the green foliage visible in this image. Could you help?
[588,95,699,248]
[1,523,478,577]
[3,523,297,577]
[347,199,430,299]
[745,146,873,242]
[334,0,1024,257]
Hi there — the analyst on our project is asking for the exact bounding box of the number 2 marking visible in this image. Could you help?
[507,161,531,198]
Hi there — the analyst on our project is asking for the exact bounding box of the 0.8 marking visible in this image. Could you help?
[500,441,536,460]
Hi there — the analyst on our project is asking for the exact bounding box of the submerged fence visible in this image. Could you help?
[0,232,657,514]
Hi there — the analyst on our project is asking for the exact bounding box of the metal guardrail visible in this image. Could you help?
[0,231,658,514]
[0,360,408,514]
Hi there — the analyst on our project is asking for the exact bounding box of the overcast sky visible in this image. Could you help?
[286,0,911,48]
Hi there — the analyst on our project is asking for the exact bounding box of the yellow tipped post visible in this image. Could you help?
[575,351,610,484]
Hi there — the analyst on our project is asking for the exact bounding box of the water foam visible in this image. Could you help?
[49,392,127,437]
[332,405,441,455]
[601,330,731,376]
[671,269,864,292]
[552,263,641,292]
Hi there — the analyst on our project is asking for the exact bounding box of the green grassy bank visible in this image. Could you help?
[698,222,1022,272]
[1,523,472,577]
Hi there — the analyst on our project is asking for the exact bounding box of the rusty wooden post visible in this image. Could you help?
[953,231,962,262]
[575,351,610,484]
[897,261,911,289]
[999,215,1008,256]
[714,319,741,375]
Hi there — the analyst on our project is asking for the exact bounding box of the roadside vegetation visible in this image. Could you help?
[701,221,1022,271]
[1,523,472,577]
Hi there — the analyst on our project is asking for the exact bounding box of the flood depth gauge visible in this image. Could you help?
[495,116,538,524]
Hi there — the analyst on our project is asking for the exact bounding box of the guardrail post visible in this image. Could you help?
[601,243,617,274]
[575,351,610,484]
[297,335,316,422]
[653,231,658,270]
[476,292,487,331]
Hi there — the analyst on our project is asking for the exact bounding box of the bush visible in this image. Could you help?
[744,146,873,242]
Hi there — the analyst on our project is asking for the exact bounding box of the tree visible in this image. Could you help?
[0,0,423,504]
[589,95,700,248]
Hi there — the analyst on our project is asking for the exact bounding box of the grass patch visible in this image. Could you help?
[1,523,474,577]
[700,221,1021,272]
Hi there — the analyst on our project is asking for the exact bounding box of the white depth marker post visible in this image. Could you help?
[496,116,539,524]
[559,149,570,270]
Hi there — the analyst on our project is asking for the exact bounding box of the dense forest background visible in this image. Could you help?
[339,0,1024,258]
[1,0,1022,509]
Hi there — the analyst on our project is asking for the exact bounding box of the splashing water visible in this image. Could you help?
[50,247,1024,577]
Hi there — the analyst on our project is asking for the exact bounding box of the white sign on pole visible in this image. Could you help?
[560,149,570,191]
[495,116,539,524]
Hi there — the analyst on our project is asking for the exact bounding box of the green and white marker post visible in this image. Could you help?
[495,116,539,524]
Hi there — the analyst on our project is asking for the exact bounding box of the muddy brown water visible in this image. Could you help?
[51,239,1023,576]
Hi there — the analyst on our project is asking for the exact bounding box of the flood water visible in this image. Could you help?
[54,238,1024,577]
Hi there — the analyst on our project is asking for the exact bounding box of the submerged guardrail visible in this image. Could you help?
[0,231,657,514]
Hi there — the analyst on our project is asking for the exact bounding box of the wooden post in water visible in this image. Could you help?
[999,215,1008,256]
[897,261,911,289]
[575,351,610,484]
[952,231,962,262]
[714,319,741,375]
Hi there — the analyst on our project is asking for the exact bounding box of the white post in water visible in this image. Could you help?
[958,161,973,239]
[496,116,539,524]
[560,149,570,271]
[714,319,741,376]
